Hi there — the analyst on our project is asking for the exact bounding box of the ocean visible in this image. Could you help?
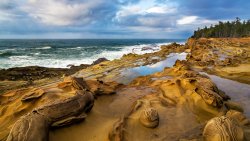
[0,39,185,69]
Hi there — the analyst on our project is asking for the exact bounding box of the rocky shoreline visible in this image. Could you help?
[0,38,250,141]
[0,58,109,94]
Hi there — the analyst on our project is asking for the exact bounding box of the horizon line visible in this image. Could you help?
[0,38,187,40]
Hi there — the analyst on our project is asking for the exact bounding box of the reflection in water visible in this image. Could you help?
[201,72,250,118]
[129,52,187,76]
[118,52,188,84]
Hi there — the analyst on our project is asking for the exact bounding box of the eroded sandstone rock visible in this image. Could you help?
[203,116,244,141]
[58,77,121,95]
[186,38,250,84]
[139,108,159,128]
[21,88,45,102]
[7,90,94,141]
[7,112,49,141]
[226,110,249,126]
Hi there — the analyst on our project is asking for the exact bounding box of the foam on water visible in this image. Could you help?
[0,39,185,69]
[85,43,170,62]
[9,55,34,60]
[36,46,52,50]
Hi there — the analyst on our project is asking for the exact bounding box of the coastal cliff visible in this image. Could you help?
[0,38,250,141]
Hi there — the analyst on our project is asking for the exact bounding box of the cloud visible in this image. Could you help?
[114,0,178,29]
[21,0,106,26]
[0,0,25,22]
[0,0,250,38]
[177,16,198,25]
[146,6,176,14]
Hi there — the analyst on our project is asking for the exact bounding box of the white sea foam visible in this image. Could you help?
[68,46,97,50]
[34,52,41,56]
[0,48,16,54]
[9,55,34,61]
[0,48,16,52]
[82,42,173,64]
[36,46,52,50]
[1,41,184,69]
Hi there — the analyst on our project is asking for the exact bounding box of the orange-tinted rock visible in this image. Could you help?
[139,108,159,128]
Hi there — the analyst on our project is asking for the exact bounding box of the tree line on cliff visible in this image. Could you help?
[191,18,250,38]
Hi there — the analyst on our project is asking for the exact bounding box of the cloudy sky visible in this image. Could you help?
[0,0,249,39]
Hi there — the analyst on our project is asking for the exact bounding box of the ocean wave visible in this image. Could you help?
[67,46,98,50]
[0,41,183,69]
[29,52,41,56]
[36,46,52,50]
[84,42,170,63]
[0,51,16,57]
[9,55,34,61]
[34,52,40,56]
[52,42,175,67]
[0,48,16,51]
[66,46,83,50]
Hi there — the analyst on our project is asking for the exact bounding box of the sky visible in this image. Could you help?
[0,0,249,39]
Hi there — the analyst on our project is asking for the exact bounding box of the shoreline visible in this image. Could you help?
[0,57,109,81]
[0,39,185,69]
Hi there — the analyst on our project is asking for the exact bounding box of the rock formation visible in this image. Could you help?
[186,38,250,84]
[7,90,94,141]
[203,116,244,141]
[139,108,159,128]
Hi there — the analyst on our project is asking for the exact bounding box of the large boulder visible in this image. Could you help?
[6,90,94,141]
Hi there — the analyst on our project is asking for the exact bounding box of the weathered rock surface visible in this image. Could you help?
[0,58,112,95]
[203,116,244,141]
[226,110,250,126]
[57,76,122,95]
[7,90,94,141]
[21,88,45,101]
[139,108,159,128]
[0,66,87,81]
[186,37,250,84]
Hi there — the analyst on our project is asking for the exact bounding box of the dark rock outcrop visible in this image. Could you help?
[91,58,109,65]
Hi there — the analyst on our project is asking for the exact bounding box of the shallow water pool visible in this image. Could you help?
[117,52,188,84]
[201,72,250,118]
